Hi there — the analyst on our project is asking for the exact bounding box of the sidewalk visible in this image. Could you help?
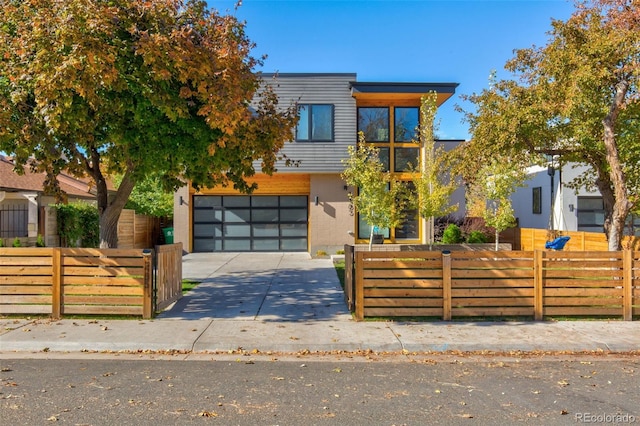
[2,317,639,355]
[1,252,639,356]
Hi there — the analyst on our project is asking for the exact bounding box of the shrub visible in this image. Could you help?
[0,238,4,247]
[442,224,463,244]
[434,215,464,242]
[36,234,46,247]
[56,202,99,247]
[12,237,21,247]
[467,230,488,244]
[461,217,494,242]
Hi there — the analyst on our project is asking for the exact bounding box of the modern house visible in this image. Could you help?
[173,73,464,254]
[512,161,639,236]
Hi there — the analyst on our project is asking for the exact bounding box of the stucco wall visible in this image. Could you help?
[173,185,190,252]
[309,174,353,254]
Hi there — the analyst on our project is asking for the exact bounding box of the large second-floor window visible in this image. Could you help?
[358,107,389,142]
[394,107,419,142]
[296,104,334,142]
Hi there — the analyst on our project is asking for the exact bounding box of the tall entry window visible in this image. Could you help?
[355,105,422,243]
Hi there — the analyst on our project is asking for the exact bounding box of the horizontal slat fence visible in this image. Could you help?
[354,250,639,321]
[355,251,443,320]
[60,248,150,317]
[0,248,54,314]
[0,247,153,318]
[451,251,535,318]
[516,228,639,251]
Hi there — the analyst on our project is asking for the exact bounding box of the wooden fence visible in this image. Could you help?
[354,249,640,321]
[117,209,161,249]
[508,228,640,251]
[155,243,183,312]
[0,244,183,319]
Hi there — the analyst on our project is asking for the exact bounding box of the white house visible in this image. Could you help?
[512,161,639,236]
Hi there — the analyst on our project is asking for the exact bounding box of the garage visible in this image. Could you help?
[192,195,308,252]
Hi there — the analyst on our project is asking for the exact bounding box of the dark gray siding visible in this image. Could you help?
[259,73,357,173]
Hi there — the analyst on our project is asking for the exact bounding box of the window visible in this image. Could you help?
[296,104,334,142]
[532,187,542,214]
[577,197,605,233]
[394,147,419,172]
[358,107,389,142]
[395,182,419,239]
[394,107,419,142]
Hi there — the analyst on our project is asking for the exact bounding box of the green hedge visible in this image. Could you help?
[56,202,99,247]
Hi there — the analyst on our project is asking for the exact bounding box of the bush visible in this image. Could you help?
[434,215,464,242]
[442,224,463,244]
[36,234,45,247]
[0,238,4,247]
[461,217,494,243]
[56,202,99,247]
[467,230,488,244]
[12,237,21,247]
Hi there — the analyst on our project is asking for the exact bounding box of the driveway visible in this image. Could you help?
[157,252,352,321]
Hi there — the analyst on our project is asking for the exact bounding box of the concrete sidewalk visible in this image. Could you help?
[2,317,639,355]
[1,252,639,356]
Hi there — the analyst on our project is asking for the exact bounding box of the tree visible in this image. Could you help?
[342,132,409,250]
[474,159,525,251]
[0,0,297,248]
[411,92,458,248]
[457,0,640,250]
[114,173,174,219]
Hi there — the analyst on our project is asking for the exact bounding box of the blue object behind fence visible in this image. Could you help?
[545,235,571,250]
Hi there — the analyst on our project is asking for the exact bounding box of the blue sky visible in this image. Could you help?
[212,0,576,140]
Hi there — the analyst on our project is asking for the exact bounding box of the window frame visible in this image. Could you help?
[295,104,335,142]
[532,187,542,214]
[394,106,419,142]
[357,107,390,143]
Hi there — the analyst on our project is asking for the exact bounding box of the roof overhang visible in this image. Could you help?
[350,82,458,106]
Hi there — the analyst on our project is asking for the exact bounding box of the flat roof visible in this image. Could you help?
[349,81,459,94]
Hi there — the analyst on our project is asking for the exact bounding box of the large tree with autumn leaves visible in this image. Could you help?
[0,0,297,247]
[456,0,639,250]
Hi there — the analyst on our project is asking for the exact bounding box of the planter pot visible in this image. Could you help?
[371,234,385,244]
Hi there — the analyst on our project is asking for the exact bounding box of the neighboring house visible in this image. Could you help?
[173,73,463,253]
[0,155,104,246]
[512,161,639,236]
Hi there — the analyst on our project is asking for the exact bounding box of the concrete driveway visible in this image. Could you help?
[157,252,352,321]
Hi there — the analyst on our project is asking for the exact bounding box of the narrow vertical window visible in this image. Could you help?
[532,187,542,214]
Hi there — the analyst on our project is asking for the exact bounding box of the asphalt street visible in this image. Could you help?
[1,354,638,425]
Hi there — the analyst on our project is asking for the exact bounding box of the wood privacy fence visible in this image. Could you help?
[117,209,162,249]
[353,249,640,321]
[0,243,182,319]
[507,228,640,251]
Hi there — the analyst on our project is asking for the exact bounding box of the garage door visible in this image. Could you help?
[193,195,308,252]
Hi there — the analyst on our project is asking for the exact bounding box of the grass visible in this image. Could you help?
[333,259,345,289]
[182,279,200,294]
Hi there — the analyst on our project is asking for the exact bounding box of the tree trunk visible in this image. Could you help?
[368,227,374,251]
[495,229,499,251]
[601,80,632,251]
[97,172,135,248]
